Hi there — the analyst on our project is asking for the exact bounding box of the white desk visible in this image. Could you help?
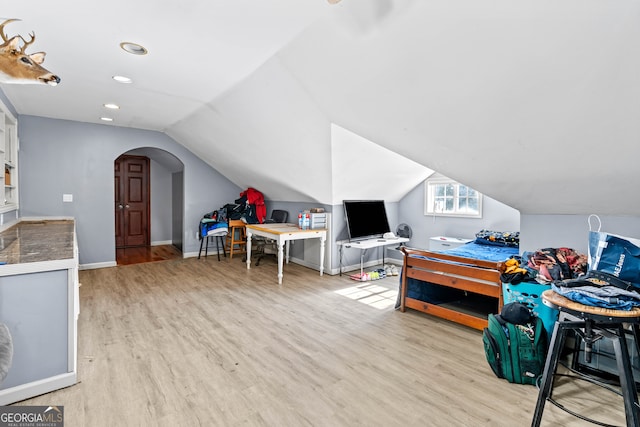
[245,223,327,285]
[338,237,409,276]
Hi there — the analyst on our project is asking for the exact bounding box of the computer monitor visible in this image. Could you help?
[343,200,391,241]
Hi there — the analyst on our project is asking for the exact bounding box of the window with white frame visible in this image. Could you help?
[424,178,482,218]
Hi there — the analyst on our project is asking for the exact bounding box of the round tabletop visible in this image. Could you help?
[542,289,640,319]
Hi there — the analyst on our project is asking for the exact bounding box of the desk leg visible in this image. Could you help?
[277,241,285,285]
[285,241,290,264]
[382,246,385,266]
[319,236,325,276]
[246,231,252,270]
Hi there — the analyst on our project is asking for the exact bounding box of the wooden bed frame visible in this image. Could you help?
[400,247,506,330]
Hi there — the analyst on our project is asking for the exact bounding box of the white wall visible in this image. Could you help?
[278,0,640,218]
[167,59,334,204]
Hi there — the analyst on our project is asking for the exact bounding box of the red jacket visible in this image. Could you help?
[240,187,266,223]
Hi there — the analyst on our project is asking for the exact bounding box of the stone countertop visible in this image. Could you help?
[0,220,75,264]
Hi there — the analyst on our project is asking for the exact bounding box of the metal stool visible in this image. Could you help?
[532,289,640,427]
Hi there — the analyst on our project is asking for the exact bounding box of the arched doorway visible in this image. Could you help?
[114,147,185,265]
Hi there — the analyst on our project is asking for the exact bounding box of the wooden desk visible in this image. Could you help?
[245,223,327,285]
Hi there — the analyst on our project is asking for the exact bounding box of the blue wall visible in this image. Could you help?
[18,115,241,266]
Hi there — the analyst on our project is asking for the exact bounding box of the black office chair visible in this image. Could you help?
[254,209,288,266]
[268,210,288,224]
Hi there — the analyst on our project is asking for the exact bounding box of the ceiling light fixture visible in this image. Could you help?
[112,75,132,84]
[120,42,148,55]
[100,117,114,122]
[103,103,120,110]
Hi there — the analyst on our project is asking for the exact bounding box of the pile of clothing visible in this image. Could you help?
[500,247,588,285]
[552,271,640,310]
[522,247,588,283]
[501,246,640,311]
[475,229,520,247]
[221,187,266,224]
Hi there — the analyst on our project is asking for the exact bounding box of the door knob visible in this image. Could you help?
[125,204,130,209]
[118,204,124,209]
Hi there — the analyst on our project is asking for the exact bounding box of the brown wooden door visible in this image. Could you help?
[115,155,150,248]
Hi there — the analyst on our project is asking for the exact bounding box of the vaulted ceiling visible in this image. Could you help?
[2,0,638,213]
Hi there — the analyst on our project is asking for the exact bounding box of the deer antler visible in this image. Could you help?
[0,19,21,45]
[18,32,35,53]
[0,18,60,86]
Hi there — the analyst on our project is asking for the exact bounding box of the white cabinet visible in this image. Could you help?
[0,100,18,211]
[0,220,78,405]
[429,236,472,251]
[303,213,332,273]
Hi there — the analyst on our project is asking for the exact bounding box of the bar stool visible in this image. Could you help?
[225,219,247,259]
[532,289,640,427]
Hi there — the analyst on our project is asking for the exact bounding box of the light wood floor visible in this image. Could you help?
[14,257,629,426]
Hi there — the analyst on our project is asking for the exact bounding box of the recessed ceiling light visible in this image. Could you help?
[104,103,120,110]
[120,42,148,55]
[112,75,132,84]
[100,117,114,122]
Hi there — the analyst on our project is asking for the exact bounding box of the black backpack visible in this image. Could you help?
[482,302,548,385]
[224,203,245,220]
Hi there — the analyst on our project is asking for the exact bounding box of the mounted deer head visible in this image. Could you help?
[0,19,60,86]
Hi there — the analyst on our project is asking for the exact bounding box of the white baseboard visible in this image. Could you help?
[151,240,173,246]
[338,259,392,274]
[184,250,226,259]
[288,256,402,276]
[289,257,340,276]
[79,261,117,270]
[0,372,77,406]
[79,250,400,273]
[183,251,199,259]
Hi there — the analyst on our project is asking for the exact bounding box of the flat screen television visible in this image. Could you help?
[344,200,391,241]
